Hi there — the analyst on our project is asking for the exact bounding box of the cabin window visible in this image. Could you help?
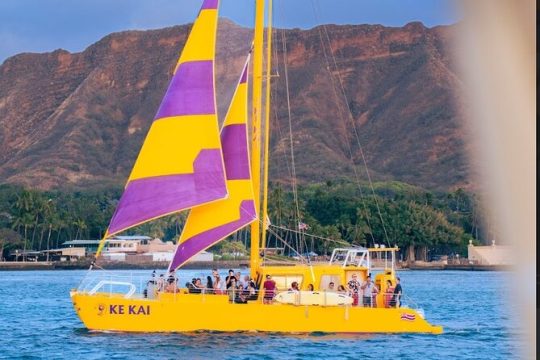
[319,275,341,290]
[271,275,303,291]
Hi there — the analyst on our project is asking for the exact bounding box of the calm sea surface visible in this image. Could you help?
[0,269,522,359]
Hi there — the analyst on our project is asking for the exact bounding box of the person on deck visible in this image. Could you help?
[246,280,258,301]
[289,281,299,292]
[165,277,179,293]
[235,272,244,288]
[157,274,165,292]
[234,283,247,304]
[243,275,251,290]
[384,280,394,308]
[214,274,225,294]
[347,274,361,306]
[361,274,378,307]
[226,269,236,290]
[327,282,336,292]
[390,277,402,308]
[206,276,214,294]
[263,274,276,304]
[307,284,314,291]
[194,278,205,292]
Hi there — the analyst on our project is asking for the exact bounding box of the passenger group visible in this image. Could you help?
[144,269,402,308]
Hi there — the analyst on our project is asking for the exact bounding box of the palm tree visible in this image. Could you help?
[73,219,87,240]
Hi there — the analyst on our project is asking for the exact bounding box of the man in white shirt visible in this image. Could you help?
[360,274,379,307]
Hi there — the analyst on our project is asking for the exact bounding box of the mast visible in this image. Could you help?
[261,0,273,251]
[250,0,265,277]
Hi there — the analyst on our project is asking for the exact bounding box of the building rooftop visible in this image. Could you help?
[113,235,152,240]
[63,240,101,245]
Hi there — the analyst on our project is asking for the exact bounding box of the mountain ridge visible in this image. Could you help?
[0,20,471,191]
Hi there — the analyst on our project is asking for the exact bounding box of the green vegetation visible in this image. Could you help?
[0,181,486,261]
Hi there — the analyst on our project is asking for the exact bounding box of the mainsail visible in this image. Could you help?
[97,0,225,255]
[169,56,257,270]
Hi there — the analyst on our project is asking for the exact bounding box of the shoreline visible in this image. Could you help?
[0,260,513,271]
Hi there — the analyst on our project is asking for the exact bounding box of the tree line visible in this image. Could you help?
[0,180,488,261]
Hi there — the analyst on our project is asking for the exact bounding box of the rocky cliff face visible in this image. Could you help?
[0,20,468,191]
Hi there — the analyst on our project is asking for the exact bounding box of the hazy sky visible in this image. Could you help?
[0,0,459,64]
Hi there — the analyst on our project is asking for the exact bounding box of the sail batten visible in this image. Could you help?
[100,0,224,243]
[169,56,256,270]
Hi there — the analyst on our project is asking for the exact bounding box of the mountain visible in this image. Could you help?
[0,20,470,191]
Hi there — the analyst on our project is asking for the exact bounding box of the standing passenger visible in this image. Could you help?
[157,274,165,292]
[206,276,214,294]
[214,274,225,294]
[361,275,378,307]
[347,274,361,306]
[262,275,276,304]
[384,280,394,308]
[391,277,402,308]
[226,269,236,290]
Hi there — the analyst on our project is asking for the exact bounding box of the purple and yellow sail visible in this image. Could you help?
[97,0,225,255]
[169,56,257,270]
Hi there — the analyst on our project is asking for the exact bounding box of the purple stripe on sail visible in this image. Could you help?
[240,63,248,84]
[201,0,219,9]
[221,124,250,180]
[170,200,256,269]
[107,149,226,235]
[154,61,215,119]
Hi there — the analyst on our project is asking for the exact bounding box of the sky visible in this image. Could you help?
[0,0,459,64]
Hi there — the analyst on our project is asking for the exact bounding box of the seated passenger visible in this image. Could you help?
[289,281,299,292]
[192,278,204,294]
[165,277,179,293]
[327,282,336,292]
[234,283,247,304]
[307,284,314,291]
[337,285,347,294]
[246,280,258,301]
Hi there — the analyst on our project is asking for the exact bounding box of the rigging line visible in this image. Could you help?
[313,0,391,247]
[278,16,309,257]
[270,224,352,247]
[310,0,376,246]
[266,227,307,263]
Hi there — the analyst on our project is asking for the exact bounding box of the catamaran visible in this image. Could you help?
[71,0,443,334]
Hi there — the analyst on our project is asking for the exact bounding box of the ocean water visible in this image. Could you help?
[0,269,522,359]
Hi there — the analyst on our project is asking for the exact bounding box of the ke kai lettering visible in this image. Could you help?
[109,305,150,315]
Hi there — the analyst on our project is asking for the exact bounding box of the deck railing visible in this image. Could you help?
[76,271,421,314]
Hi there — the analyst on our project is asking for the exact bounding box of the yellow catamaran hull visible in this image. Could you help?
[71,292,442,334]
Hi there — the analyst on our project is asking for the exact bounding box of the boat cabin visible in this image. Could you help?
[255,247,398,307]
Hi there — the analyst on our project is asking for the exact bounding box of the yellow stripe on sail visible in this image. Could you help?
[128,115,221,181]
[223,84,248,126]
[179,180,253,242]
[175,9,218,71]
